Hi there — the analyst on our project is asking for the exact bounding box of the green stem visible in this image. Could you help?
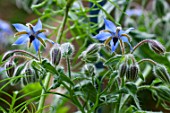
[118,0,130,24]
[37,73,51,113]
[66,56,71,78]
[56,5,70,43]
[38,50,42,63]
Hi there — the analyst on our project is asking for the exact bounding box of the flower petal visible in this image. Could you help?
[110,39,119,53]
[104,18,116,33]
[33,38,40,52]
[13,24,29,32]
[120,36,129,43]
[94,32,112,41]
[37,33,46,39]
[124,27,134,34]
[33,19,42,32]
[38,33,54,44]
[120,36,133,50]
[13,34,29,45]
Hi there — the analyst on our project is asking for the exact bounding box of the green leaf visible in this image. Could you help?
[59,72,74,86]
[31,60,42,70]
[138,71,145,81]
[125,82,137,95]
[81,82,97,103]
[104,55,123,66]
[41,59,57,74]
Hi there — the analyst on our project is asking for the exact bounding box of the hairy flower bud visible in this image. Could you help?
[61,43,74,58]
[153,65,170,84]
[22,68,36,86]
[5,61,15,78]
[85,43,101,55]
[126,64,138,81]
[51,46,61,66]
[155,86,170,102]
[119,63,128,78]
[149,40,165,55]
[82,53,100,63]
[82,63,96,77]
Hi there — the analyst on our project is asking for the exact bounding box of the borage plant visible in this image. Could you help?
[1,0,170,113]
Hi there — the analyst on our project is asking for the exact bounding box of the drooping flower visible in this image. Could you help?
[94,18,134,53]
[13,19,54,52]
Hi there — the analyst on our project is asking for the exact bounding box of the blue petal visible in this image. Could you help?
[33,38,40,52]
[120,36,129,43]
[104,18,116,33]
[118,30,125,37]
[13,24,29,32]
[13,34,29,45]
[118,28,134,36]
[37,33,54,44]
[94,32,112,41]
[120,36,133,50]
[33,19,42,32]
[37,33,46,39]
[110,39,119,53]
[124,27,134,34]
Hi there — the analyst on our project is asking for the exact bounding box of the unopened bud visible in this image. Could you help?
[51,47,61,66]
[126,64,138,81]
[149,40,165,55]
[85,43,101,55]
[82,53,100,63]
[22,68,36,86]
[82,64,96,77]
[153,65,170,84]
[5,61,15,78]
[61,43,74,58]
[2,51,14,61]
[155,86,170,102]
[119,63,128,78]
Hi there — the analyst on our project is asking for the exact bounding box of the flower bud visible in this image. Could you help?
[119,63,128,78]
[22,68,36,86]
[85,43,101,55]
[155,86,170,102]
[61,43,74,58]
[51,46,61,66]
[5,61,15,78]
[126,64,138,81]
[82,53,100,63]
[149,40,165,55]
[82,63,96,77]
[153,65,170,84]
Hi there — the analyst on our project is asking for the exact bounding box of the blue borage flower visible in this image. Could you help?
[13,19,54,52]
[94,18,134,53]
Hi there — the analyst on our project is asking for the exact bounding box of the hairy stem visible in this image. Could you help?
[138,58,157,65]
[37,73,51,113]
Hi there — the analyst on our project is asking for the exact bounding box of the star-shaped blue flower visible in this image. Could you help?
[13,19,54,52]
[94,18,134,53]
